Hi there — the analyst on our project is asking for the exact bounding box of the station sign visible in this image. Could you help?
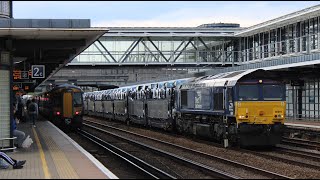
[13,70,32,80]
[32,65,45,79]
[13,82,34,92]
[21,71,30,79]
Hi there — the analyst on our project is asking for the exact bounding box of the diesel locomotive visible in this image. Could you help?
[37,84,84,129]
[84,69,286,147]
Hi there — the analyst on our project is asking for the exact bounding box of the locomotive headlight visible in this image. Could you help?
[274,110,284,119]
[238,115,248,119]
[274,113,284,119]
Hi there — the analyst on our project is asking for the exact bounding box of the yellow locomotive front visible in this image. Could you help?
[60,88,83,128]
[235,79,286,146]
[48,85,84,130]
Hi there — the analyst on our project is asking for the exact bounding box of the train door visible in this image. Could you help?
[63,91,73,118]
[226,87,234,116]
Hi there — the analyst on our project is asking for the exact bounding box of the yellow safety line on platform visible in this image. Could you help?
[32,127,51,179]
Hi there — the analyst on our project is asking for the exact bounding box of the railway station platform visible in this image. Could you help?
[285,120,320,132]
[0,119,118,179]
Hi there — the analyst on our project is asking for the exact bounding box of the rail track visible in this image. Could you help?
[83,118,292,179]
[281,137,320,150]
[81,123,240,179]
[274,146,320,163]
[77,129,177,179]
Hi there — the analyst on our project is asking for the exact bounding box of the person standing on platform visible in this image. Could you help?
[0,151,26,169]
[28,99,38,128]
[16,97,24,122]
[25,99,31,123]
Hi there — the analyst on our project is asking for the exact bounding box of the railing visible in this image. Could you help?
[0,137,17,152]
[71,50,242,64]
[236,4,320,35]
[203,51,320,77]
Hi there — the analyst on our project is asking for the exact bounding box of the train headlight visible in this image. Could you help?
[238,115,248,119]
[274,114,284,119]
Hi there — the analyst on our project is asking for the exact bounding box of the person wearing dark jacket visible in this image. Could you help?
[28,99,38,128]
[25,99,31,122]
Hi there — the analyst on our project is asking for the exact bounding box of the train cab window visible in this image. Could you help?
[263,85,284,100]
[238,85,259,101]
[73,92,83,107]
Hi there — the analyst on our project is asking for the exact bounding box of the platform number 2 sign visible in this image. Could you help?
[32,65,45,79]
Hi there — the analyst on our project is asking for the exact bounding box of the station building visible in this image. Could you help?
[49,4,320,122]
[2,2,320,149]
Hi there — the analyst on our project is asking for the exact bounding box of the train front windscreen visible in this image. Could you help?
[73,92,83,107]
[237,84,285,101]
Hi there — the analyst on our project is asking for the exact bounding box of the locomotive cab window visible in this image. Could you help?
[263,85,285,100]
[238,85,259,101]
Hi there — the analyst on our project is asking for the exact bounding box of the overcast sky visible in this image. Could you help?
[12,1,320,28]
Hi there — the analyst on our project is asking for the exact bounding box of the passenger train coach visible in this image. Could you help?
[36,84,84,130]
[84,69,286,147]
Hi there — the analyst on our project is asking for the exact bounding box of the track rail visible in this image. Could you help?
[238,147,320,171]
[275,146,320,162]
[281,137,320,150]
[84,119,291,179]
[77,129,177,179]
[82,122,241,179]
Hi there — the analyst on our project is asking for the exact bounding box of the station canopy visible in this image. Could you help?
[0,19,108,92]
